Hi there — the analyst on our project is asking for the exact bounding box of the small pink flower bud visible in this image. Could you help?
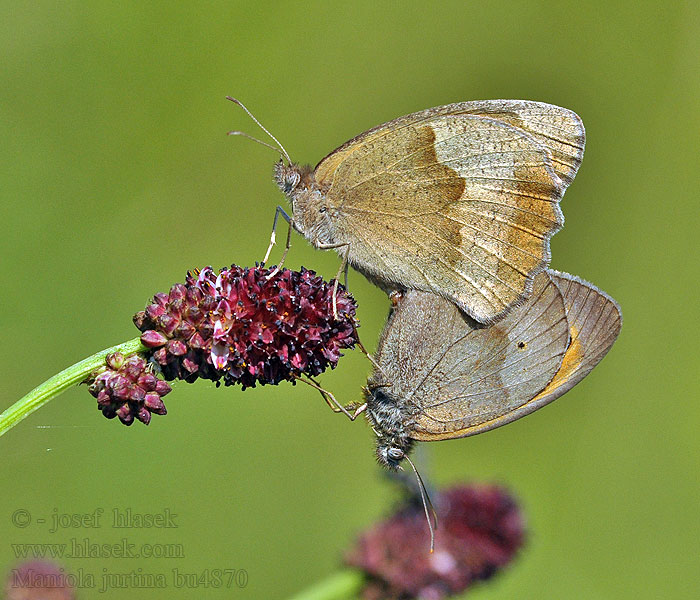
[140,330,168,348]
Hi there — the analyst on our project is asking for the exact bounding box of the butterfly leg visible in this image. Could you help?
[332,244,351,320]
[262,205,294,270]
[276,210,295,270]
[314,242,351,320]
[297,375,366,421]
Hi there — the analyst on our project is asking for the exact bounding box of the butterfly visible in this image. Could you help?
[264,100,585,324]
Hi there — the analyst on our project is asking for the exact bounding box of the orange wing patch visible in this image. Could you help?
[530,324,584,401]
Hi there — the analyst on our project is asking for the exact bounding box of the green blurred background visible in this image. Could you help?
[1,1,698,598]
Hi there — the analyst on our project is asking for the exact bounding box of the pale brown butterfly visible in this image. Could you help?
[230,99,585,324]
[361,269,621,548]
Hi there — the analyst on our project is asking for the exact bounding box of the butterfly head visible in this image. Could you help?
[274,161,336,246]
[365,386,435,549]
[274,160,304,195]
[376,441,414,471]
[274,161,317,207]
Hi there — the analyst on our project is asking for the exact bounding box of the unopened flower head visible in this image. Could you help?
[88,353,171,426]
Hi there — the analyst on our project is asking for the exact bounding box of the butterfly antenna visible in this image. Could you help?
[226,96,292,164]
[226,130,286,158]
[404,454,438,553]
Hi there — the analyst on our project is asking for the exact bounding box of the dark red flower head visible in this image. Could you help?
[88,352,171,426]
[134,265,358,389]
[346,484,525,599]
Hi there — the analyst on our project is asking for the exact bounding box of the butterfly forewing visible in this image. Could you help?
[314,104,575,323]
[410,272,570,438]
[370,269,623,442]
[368,290,484,397]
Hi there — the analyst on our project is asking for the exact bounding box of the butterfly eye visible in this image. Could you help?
[387,447,404,461]
[285,171,300,192]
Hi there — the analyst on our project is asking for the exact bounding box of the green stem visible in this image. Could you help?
[0,337,145,438]
[287,569,365,600]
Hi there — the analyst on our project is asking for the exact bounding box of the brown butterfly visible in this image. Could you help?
[363,269,622,470]
[236,100,585,324]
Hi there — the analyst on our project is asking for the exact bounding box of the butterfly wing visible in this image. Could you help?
[369,271,571,440]
[447,100,585,185]
[314,101,583,324]
[367,290,478,395]
[526,270,622,405]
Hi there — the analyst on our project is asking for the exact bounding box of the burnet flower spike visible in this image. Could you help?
[0,264,358,435]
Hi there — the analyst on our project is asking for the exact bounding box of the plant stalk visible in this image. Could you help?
[287,569,365,600]
[0,337,145,438]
